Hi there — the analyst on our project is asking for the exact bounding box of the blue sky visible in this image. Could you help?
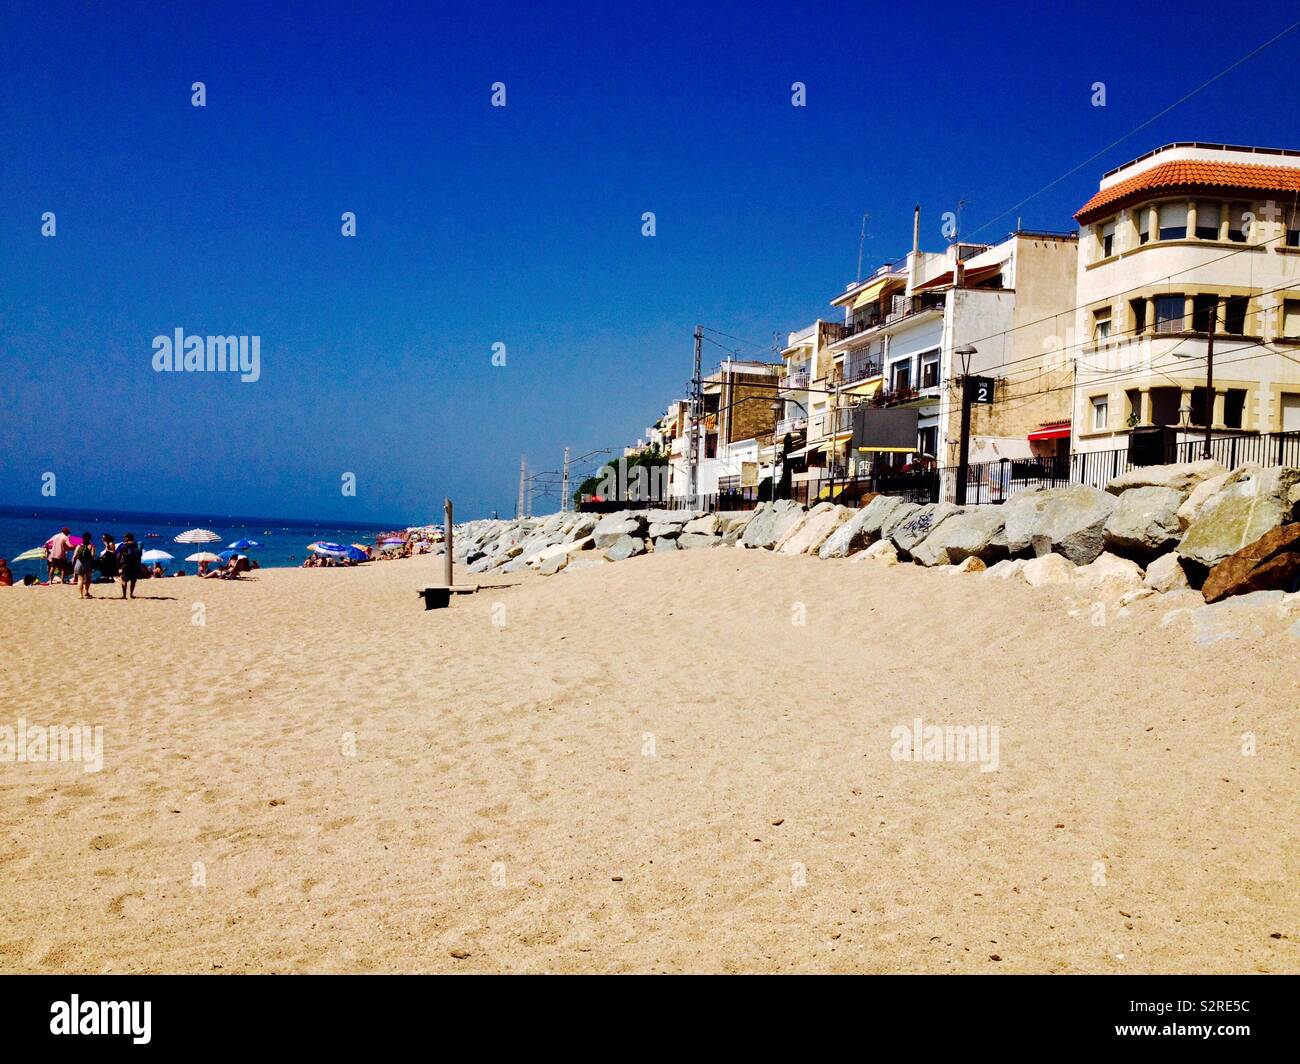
[3,0,1299,522]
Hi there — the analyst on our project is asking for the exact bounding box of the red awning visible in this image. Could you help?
[1028,424,1071,442]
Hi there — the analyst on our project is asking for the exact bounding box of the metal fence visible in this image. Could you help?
[578,430,1300,515]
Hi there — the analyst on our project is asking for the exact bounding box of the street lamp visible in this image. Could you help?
[954,345,978,504]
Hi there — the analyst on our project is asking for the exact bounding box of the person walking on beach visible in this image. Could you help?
[117,533,142,599]
[47,527,72,584]
[99,533,119,583]
[72,532,96,598]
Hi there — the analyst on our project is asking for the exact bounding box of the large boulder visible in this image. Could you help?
[1074,552,1145,596]
[981,558,1026,581]
[779,504,852,555]
[676,532,720,550]
[856,495,914,542]
[604,534,646,562]
[1178,466,1300,568]
[593,514,643,548]
[1022,553,1076,586]
[1143,551,1190,593]
[890,503,965,558]
[647,522,682,538]
[910,506,1006,566]
[818,505,882,559]
[1000,485,1117,565]
[1105,459,1226,495]
[1176,470,1232,530]
[853,540,899,566]
[774,502,833,551]
[1201,522,1300,603]
[653,536,679,552]
[526,536,593,569]
[741,500,805,549]
[878,501,922,542]
[717,510,757,535]
[1102,486,1185,556]
[682,514,719,536]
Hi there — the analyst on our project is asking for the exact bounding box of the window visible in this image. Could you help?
[1138,208,1150,245]
[1130,297,1147,334]
[1195,201,1221,240]
[1192,294,1219,333]
[1288,208,1300,248]
[1155,294,1185,333]
[1158,202,1187,241]
[1091,396,1109,431]
[1223,389,1246,430]
[1093,307,1112,341]
[1222,295,1247,335]
[1100,219,1115,258]
[921,356,939,388]
[917,426,938,460]
[1228,203,1249,242]
[891,361,911,392]
[1283,299,1300,338]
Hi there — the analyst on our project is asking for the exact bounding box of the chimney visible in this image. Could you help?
[909,204,920,292]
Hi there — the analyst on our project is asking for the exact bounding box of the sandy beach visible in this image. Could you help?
[0,549,1295,974]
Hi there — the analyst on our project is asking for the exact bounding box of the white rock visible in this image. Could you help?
[854,540,899,566]
[1022,553,1077,586]
[1143,551,1190,593]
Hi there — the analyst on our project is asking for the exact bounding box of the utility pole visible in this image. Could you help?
[516,454,526,519]
[954,345,977,506]
[688,325,703,508]
[1203,298,1217,460]
[561,447,571,512]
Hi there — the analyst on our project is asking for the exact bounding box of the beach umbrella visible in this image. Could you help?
[12,547,47,563]
[227,539,262,550]
[216,549,250,563]
[185,551,222,563]
[46,533,84,548]
[380,537,405,545]
[308,541,349,557]
[141,549,174,564]
[176,529,220,545]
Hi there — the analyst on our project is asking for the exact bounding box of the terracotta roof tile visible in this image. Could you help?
[1075,160,1300,223]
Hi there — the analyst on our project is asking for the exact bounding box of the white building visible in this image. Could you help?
[1072,142,1300,457]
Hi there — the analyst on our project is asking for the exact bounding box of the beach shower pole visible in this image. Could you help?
[443,497,454,587]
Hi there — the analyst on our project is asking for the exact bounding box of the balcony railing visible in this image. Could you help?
[775,416,808,437]
[810,407,855,438]
[779,371,810,391]
[844,355,882,384]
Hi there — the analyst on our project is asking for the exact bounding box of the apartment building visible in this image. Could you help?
[784,215,1078,490]
[1072,141,1300,452]
[664,359,783,499]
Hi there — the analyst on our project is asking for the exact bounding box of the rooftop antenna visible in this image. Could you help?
[856,212,871,282]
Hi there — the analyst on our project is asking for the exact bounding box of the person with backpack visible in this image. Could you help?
[72,532,97,599]
[117,533,143,599]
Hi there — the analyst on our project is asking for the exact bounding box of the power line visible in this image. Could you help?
[963,19,1300,241]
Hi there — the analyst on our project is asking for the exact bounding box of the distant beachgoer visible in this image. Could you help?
[150,563,165,578]
[117,533,142,599]
[47,527,72,583]
[197,560,210,576]
[0,559,12,587]
[73,532,96,598]
[99,534,119,582]
[22,574,38,586]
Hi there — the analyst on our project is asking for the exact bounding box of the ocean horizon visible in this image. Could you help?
[0,502,422,577]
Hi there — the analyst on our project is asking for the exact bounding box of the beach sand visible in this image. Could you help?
[0,549,1295,974]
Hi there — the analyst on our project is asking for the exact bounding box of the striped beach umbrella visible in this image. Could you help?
[185,551,222,563]
[12,547,47,563]
[176,528,220,544]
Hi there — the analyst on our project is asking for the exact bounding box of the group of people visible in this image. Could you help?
[38,528,150,599]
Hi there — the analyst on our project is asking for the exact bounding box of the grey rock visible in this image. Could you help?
[740,500,805,549]
[910,506,1006,566]
[1178,465,1300,568]
[677,533,721,550]
[593,519,641,549]
[1102,486,1185,556]
[1105,459,1226,495]
[653,536,679,552]
[1144,551,1190,593]
[1001,484,1118,565]
[682,514,719,536]
[604,535,646,562]
[890,502,965,557]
